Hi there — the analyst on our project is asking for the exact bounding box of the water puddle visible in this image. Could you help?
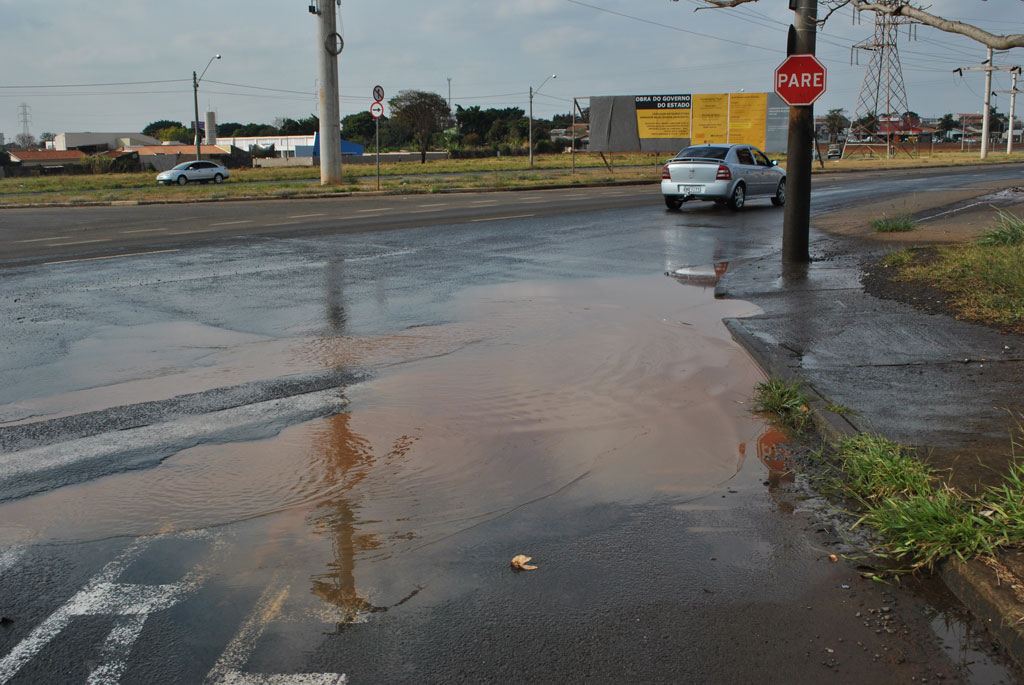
[0,275,767,546]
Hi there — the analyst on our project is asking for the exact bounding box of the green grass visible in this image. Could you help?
[825,401,855,416]
[831,433,1024,572]
[880,208,1024,333]
[872,214,917,233]
[752,376,814,433]
[978,207,1024,246]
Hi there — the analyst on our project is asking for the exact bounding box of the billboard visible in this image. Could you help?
[589,92,788,154]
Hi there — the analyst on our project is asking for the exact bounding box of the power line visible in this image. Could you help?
[0,79,188,89]
[566,0,779,53]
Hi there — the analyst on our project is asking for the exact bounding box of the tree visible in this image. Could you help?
[341,111,377,145]
[143,120,184,136]
[39,132,56,143]
[936,113,958,139]
[689,1,1024,49]
[13,133,36,149]
[853,112,879,136]
[388,90,452,163]
[823,108,849,142]
[153,126,192,143]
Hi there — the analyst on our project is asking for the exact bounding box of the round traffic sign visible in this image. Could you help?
[370,101,384,119]
[774,53,827,106]
[373,85,385,102]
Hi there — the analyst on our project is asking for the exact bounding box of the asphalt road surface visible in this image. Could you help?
[1,166,1023,684]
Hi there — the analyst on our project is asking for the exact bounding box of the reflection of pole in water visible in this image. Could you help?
[325,260,347,332]
[307,411,420,629]
[308,412,379,626]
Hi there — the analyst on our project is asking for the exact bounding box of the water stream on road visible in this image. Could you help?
[0,275,766,545]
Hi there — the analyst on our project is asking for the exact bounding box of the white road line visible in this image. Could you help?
[48,238,110,246]
[210,220,253,227]
[287,213,326,219]
[356,208,387,213]
[0,547,25,574]
[0,533,217,684]
[15,236,70,243]
[0,390,348,482]
[166,227,223,235]
[470,200,499,205]
[121,227,168,234]
[410,208,443,213]
[471,214,535,222]
[43,249,180,266]
[205,576,346,685]
[417,203,446,208]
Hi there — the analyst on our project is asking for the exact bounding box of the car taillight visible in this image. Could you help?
[716,164,731,180]
[662,165,670,179]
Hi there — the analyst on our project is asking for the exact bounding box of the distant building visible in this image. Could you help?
[54,132,163,153]
[7,149,88,168]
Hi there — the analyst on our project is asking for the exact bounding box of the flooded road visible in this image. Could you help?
[0,196,1017,682]
[0,276,761,546]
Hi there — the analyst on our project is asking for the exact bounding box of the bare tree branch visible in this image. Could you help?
[852,2,1024,49]
[690,0,1024,49]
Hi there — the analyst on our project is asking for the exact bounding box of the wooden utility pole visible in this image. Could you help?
[782,0,817,264]
[315,0,342,184]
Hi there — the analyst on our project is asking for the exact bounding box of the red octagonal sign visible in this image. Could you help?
[774,54,827,106]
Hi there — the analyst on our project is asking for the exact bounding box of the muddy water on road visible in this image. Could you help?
[0,275,768,547]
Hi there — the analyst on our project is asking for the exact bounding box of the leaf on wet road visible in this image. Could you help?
[510,554,538,571]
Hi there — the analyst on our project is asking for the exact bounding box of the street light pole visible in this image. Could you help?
[193,54,221,161]
[529,74,556,168]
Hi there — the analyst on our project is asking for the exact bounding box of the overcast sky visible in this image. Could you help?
[1,0,1021,139]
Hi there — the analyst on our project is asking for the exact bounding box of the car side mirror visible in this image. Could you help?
[771,160,778,166]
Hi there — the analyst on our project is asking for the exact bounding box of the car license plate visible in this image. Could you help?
[681,185,702,194]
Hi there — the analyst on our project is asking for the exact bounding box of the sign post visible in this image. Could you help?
[774,54,827,106]
[776,2,821,266]
[371,86,384,191]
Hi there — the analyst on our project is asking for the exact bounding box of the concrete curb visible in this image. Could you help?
[721,260,1024,673]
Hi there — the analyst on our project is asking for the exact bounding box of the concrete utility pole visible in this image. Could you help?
[956,51,1018,159]
[314,0,342,184]
[782,0,817,264]
[995,67,1021,155]
[529,74,556,168]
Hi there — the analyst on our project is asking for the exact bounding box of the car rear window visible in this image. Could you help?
[674,146,729,160]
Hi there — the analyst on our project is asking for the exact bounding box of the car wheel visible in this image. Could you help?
[771,178,786,207]
[214,173,224,184]
[728,183,745,211]
[176,175,188,186]
[664,196,683,210]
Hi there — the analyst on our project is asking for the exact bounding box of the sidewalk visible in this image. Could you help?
[716,183,1024,669]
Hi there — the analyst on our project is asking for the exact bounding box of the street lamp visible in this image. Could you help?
[529,74,556,168]
[193,54,221,160]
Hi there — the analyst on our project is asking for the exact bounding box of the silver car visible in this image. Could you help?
[156,160,230,186]
[661,144,785,211]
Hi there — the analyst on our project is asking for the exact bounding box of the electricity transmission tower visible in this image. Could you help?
[846,2,915,158]
[18,103,32,138]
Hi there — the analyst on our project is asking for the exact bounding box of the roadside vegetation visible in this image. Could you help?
[881,207,1024,333]
[752,376,814,434]
[753,377,1024,573]
[871,214,916,233]
[4,149,1024,208]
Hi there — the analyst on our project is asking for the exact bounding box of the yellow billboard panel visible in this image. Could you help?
[634,94,691,139]
[728,92,768,149]
[690,94,729,144]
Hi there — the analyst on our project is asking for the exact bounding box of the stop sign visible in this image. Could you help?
[774,54,827,106]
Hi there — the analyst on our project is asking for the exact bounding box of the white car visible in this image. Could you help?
[661,144,785,211]
[156,161,230,186]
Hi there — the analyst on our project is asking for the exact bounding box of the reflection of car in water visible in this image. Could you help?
[661,143,786,211]
[666,262,730,288]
